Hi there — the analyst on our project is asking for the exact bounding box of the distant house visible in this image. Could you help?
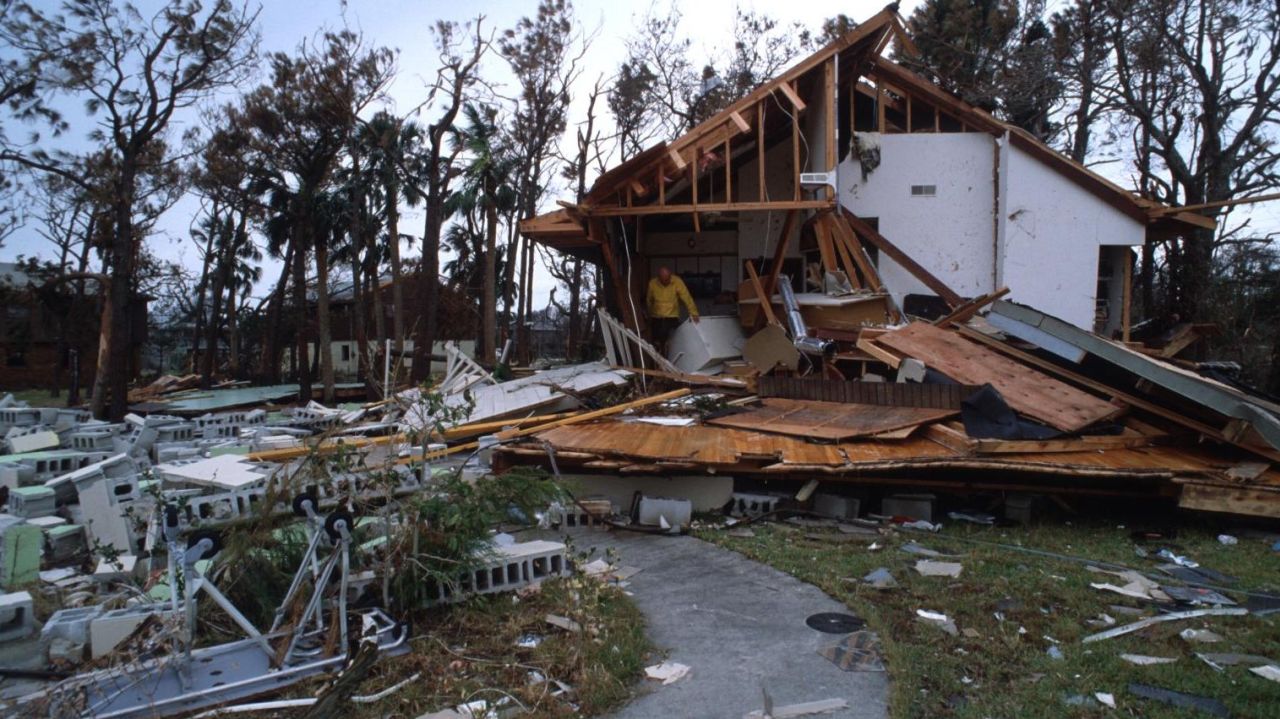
[0,262,148,391]
[297,271,480,380]
[521,8,1207,338]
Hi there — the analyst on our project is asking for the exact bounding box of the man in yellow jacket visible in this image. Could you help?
[646,266,699,353]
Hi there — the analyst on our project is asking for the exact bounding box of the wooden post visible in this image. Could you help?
[824,57,836,202]
[757,102,766,202]
[1122,248,1133,342]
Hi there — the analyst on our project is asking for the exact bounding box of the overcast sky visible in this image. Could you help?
[5,0,1277,309]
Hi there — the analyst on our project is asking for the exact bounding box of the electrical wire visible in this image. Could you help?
[616,217,648,393]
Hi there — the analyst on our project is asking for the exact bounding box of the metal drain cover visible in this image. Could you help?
[806,612,865,634]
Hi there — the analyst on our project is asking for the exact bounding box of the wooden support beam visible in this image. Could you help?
[814,215,837,273]
[667,148,687,170]
[724,137,732,203]
[757,102,766,202]
[840,208,963,307]
[494,389,692,440]
[730,110,751,133]
[587,200,834,217]
[826,216,863,290]
[824,57,836,202]
[657,166,665,205]
[1122,250,1133,343]
[777,81,807,111]
[629,179,647,197]
[792,102,801,200]
[745,260,780,326]
[829,214,883,291]
[764,209,799,298]
[933,287,1011,327]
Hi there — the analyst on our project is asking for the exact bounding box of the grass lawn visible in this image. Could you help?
[699,515,1280,718]
[328,576,651,718]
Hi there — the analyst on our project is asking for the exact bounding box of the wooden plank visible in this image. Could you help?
[824,57,836,202]
[824,215,862,288]
[495,389,691,440]
[1176,482,1280,519]
[705,398,956,441]
[933,287,1010,327]
[730,110,750,133]
[667,148,687,170]
[814,216,838,272]
[840,208,963,307]
[922,423,975,453]
[1122,250,1133,343]
[829,214,883,290]
[777,81,807,111]
[757,102,765,202]
[973,435,1157,455]
[588,200,833,217]
[875,322,1122,432]
[855,336,903,369]
[792,99,801,200]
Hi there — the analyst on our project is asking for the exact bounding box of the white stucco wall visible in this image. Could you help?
[838,133,997,308]
[997,140,1145,329]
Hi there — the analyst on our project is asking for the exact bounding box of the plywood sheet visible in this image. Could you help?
[874,322,1121,432]
[705,398,955,441]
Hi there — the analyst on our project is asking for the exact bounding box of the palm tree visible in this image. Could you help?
[449,104,518,363]
[357,111,424,367]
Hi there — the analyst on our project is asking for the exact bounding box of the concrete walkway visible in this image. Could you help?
[564,531,889,719]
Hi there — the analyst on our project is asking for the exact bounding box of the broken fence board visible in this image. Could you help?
[874,322,1122,432]
[757,376,983,409]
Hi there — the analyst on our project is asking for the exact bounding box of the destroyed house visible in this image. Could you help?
[521,7,1209,337]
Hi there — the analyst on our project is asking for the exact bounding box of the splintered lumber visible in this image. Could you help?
[874,322,1122,432]
[1082,608,1248,643]
[745,261,780,326]
[705,398,956,441]
[933,287,1011,327]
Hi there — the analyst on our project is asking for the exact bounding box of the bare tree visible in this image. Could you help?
[409,18,489,383]
[0,0,259,419]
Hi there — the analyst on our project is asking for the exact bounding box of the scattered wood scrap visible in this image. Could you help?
[705,398,955,441]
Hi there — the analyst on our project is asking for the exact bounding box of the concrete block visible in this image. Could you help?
[730,492,784,518]
[4,429,60,454]
[896,358,928,383]
[89,603,174,658]
[41,605,104,645]
[0,590,34,642]
[567,474,733,513]
[93,554,138,583]
[430,540,570,605]
[8,485,56,518]
[881,493,934,522]
[637,496,692,528]
[47,637,84,664]
[46,524,85,562]
[0,522,42,588]
[812,493,861,520]
[26,515,66,530]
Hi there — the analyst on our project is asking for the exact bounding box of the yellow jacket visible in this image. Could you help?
[646,275,698,319]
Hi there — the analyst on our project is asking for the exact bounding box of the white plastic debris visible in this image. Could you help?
[1095,692,1116,708]
[1121,654,1178,665]
[1217,534,1238,545]
[916,609,958,636]
[645,661,691,685]
[1179,628,1224,643]
[914,560,963,578]
[1250,665,1280,683]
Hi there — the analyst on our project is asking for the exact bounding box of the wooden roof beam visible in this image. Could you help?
[777,81,807,112]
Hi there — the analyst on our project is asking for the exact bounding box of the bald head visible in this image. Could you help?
[657,266,673,285]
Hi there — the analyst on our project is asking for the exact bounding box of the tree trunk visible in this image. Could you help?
[105,168,138,422]
[200,238,228,390]
[227,279,240,378]
[315,236,335,404]
[260,243,294,384]
[411,199,442,383]
[89,284,112,418]
[350,250,371,391]
[386,172,406,366]
[482,198,498,365]
[566,258,582,359]
[291,209,314,402]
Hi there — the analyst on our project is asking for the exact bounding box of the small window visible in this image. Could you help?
[911,184,937,197]
[340,344,351,362]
